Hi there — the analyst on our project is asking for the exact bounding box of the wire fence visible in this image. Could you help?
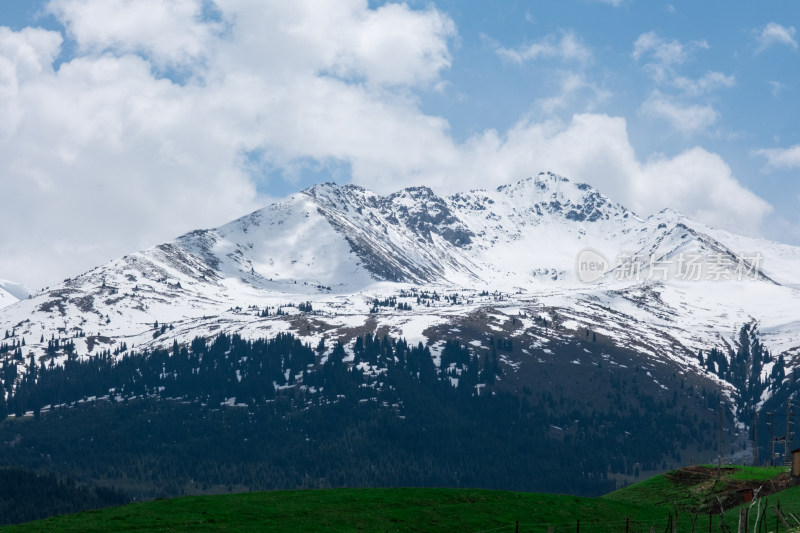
[470,503,800,533]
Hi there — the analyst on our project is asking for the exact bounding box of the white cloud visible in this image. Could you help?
[0,27,63,78]
[631,32,732,135]
[327,2,456,87]
[755,144,800,169]
[631,31,709,83]
[754,22,798,53]
[769,80,787,96]
[589,0,626,6]
[0,1,458,288]
[0,4,771,289]
[428,114,770,237]
[0,27,63,139]
[632,31,704,65]
[47,0,219,68]
[492,30,604,117]
[495,30,592,65]
[535,71,612,114]
[48,0,457,87]
[673,71,735,96]
[630,32,733,98]
[637,148,771,233]
[640,92,718,134]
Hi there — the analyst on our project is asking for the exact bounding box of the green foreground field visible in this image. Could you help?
[2,466,798,532]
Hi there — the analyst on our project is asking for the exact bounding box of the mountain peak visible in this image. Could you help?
[302,182,370,201]
[389,185,437,202]
[491,172,632,224]
[653,207,687,219]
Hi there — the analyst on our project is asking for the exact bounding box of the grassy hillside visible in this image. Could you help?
[0,488,655,533]
[607,465,789,511]
[2,466,798,532]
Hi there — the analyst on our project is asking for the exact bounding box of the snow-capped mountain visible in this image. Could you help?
[0,288,17,309]
[1,172,799,407]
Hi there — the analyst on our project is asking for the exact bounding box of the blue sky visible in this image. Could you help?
[0,0,799,288]
[422,1,800,213]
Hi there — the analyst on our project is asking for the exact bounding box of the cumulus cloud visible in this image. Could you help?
[755,144,800,169]
[0,2,771,289]
[754,22,798,53]
[47,0,220,68]
[0,1,458,288]
[636,148,771,233]
[417,114,770,237]
[495,30,592,66]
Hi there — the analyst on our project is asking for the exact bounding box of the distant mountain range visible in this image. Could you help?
[2,172,798,395]
[0,279,29,308]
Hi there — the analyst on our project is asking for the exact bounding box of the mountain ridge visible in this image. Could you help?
[1,171,799,414]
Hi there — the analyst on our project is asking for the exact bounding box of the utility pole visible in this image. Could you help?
[786,399,795,466]
[753,410,759,466]
[718,407,723,478]
[768,411,774,467]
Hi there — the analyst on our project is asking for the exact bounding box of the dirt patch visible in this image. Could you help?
[667,466,791,512]
[72,295,95,313]
[666,465,735,484]
[38,297,68,316]
[86,336,113,353]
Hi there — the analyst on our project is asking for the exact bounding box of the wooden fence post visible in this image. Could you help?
[745,506,749,533]
[775,503,792,530]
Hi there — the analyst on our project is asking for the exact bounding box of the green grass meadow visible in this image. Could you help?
[2,466,798,532]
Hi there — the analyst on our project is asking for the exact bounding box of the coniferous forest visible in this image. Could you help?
[0,328,768,525]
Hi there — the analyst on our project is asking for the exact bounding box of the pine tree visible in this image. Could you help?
[0,390,7,421]
[772,354,786,383]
